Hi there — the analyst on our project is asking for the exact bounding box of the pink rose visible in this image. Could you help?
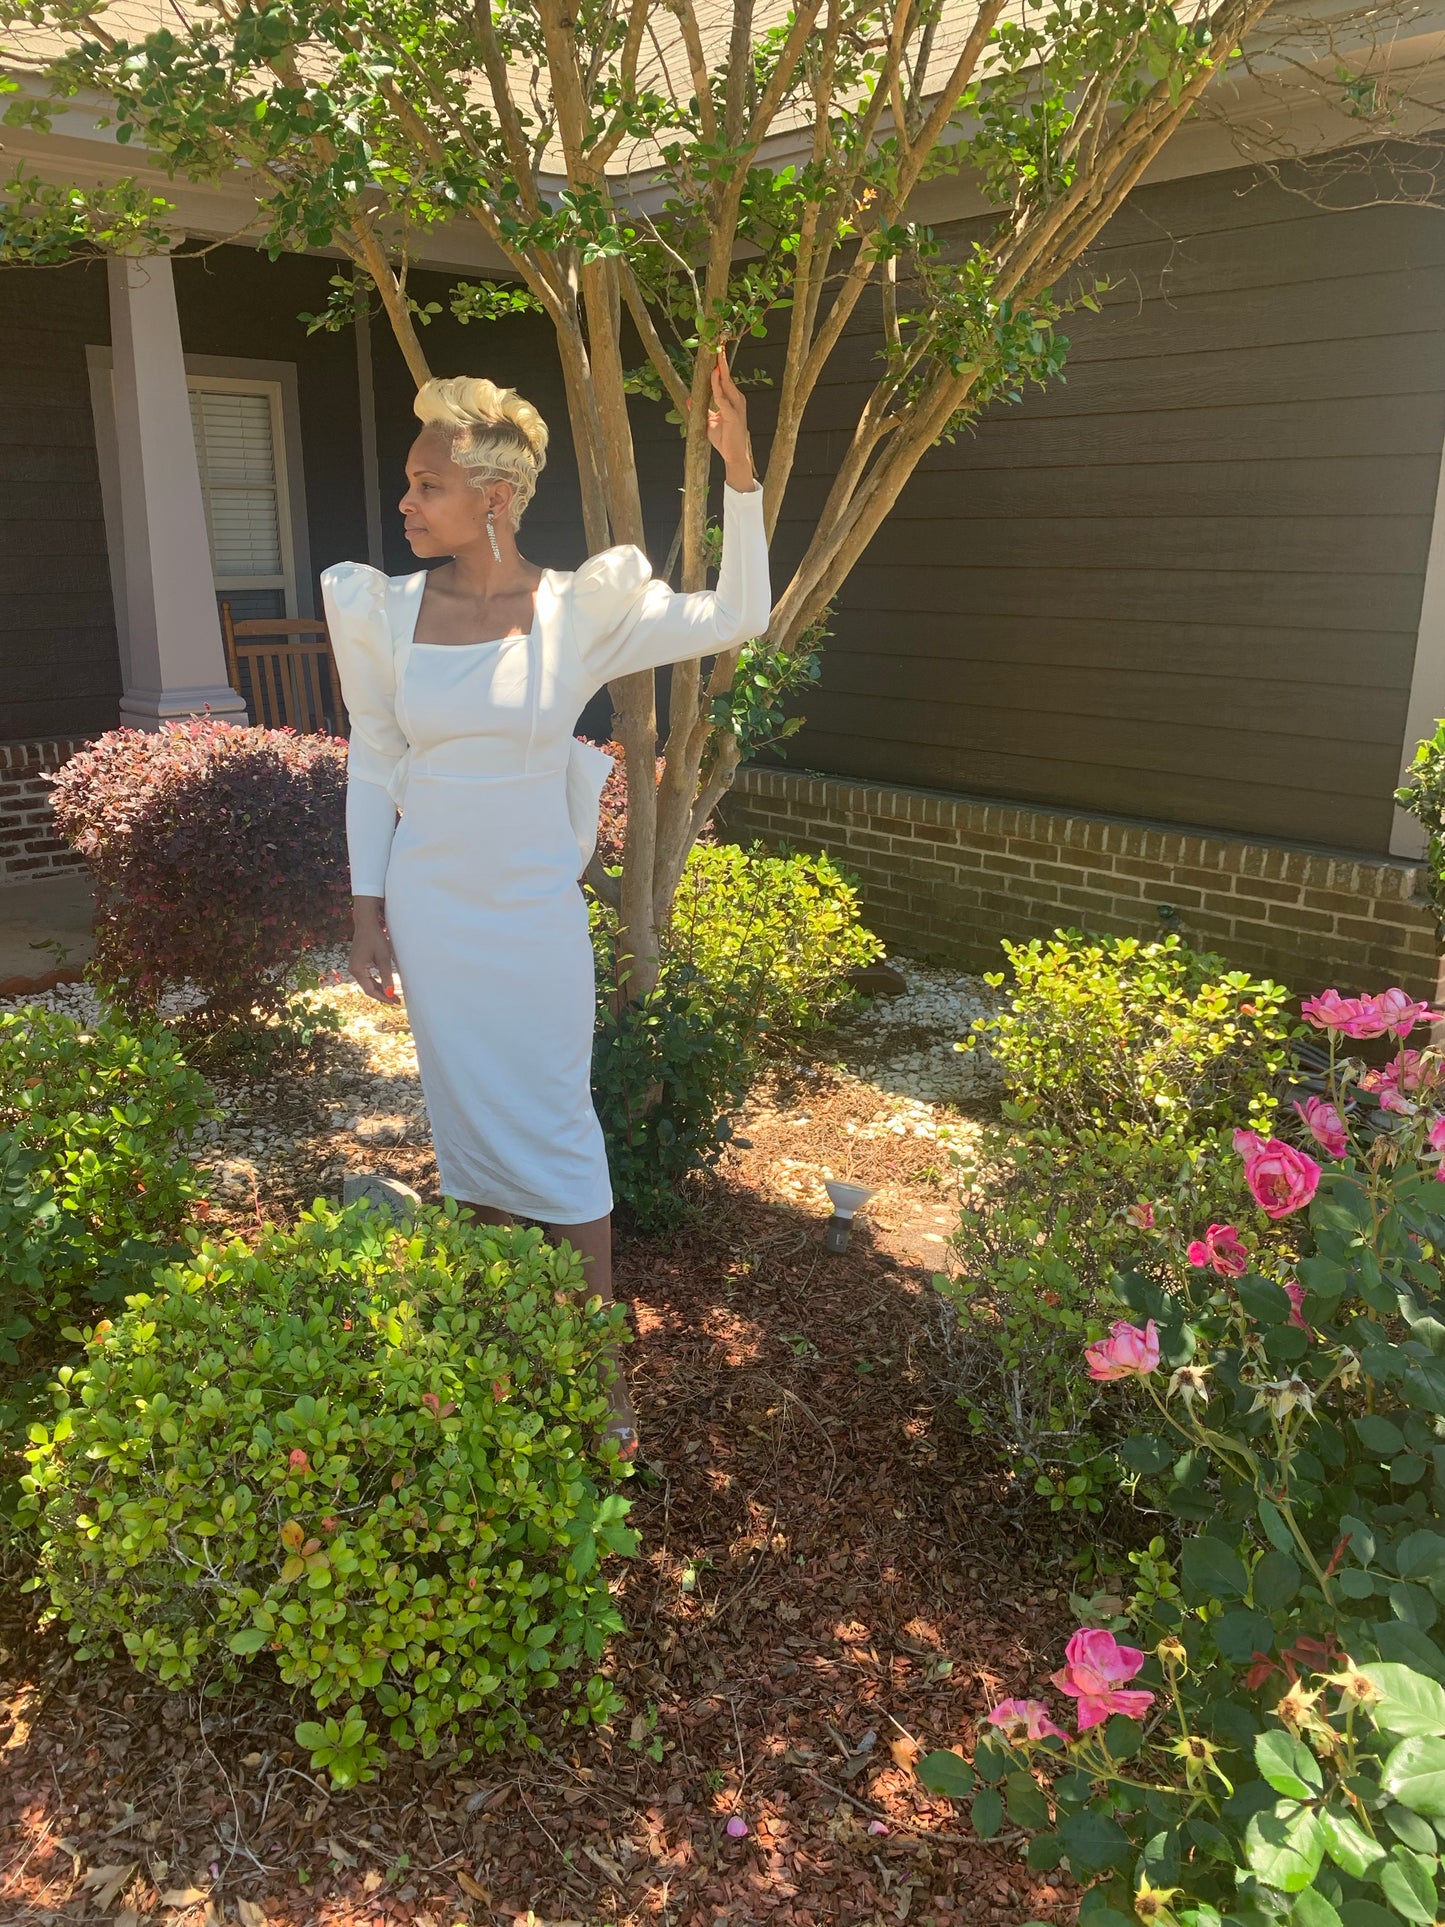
[987,1698,1069,1744]
[1126,1202,1156,1230]
[1084,1320,1159,1381]
[1051,1629,1155,1732]
[1302,987,1438,1041]
[1186,1223,1249,1278]
[1293,1095,1348,1158]
[1362,1051,1437,1115]
[1233,1130,1321,1220]
[1283,1281,1311,1335]
[1429,1117,1445,1153]
[288,1449,309,1470]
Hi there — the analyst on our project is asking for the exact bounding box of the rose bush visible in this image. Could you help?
[922,983,1445,1925]
[938,932,1295,1515]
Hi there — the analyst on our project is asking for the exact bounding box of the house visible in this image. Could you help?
[2,28,1444,1000]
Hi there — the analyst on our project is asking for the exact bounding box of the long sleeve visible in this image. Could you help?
[572,482,772,691]
[321,562,408,898]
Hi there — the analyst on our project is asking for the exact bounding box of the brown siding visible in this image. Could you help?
[0,260,120,741]
[766,165,1445,855]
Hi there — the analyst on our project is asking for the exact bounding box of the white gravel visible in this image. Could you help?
[829,958,1003,1105]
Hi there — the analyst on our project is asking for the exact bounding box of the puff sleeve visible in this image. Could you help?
[572,482,771,692]
[321,562,409,899]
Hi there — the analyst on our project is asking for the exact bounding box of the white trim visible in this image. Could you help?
[1393,431,1445,859]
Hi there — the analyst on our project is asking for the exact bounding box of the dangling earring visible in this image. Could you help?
[486,508,502,562]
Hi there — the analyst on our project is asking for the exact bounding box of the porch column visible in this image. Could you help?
[106,250,247,728]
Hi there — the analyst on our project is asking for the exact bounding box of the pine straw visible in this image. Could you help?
[0,1050,1080,1927]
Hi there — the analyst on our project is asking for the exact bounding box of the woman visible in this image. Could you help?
[321,351,771,1456]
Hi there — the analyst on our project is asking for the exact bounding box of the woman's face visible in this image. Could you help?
[399,428,514,557]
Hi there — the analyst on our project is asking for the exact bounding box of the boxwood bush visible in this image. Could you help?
[592,840,882,1225]
[0,1005,213,1456]
[21,1202,636,1784]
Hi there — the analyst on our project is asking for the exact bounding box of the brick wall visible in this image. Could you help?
[0,739,88,884]
[719,767,1444,1000]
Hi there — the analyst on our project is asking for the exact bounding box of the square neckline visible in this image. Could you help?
[406,569,549,651]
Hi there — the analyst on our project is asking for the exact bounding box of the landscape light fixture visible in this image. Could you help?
[823,1179,875,1253]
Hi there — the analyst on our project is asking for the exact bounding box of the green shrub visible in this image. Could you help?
[0,1005,213,1445]
[920,984,1445,1927]
[938,933,1294,1514]
[1396,720,1445,921]
[21,1202,635,1784]
[591,841,882,1226]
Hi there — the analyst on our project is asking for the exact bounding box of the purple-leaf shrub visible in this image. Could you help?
[49,722,348,1029]
[589,738,714,873]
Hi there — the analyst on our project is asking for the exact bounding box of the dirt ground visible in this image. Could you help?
[1,1014,1080,1927]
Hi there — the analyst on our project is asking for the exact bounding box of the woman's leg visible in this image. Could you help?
[548,1213,637,1456]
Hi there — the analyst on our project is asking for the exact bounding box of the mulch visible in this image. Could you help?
[0,1058,1079,1927]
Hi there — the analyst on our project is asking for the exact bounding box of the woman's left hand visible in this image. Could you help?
[707,348,756,490]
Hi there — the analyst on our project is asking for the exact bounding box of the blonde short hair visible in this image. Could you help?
[413,377,549,528]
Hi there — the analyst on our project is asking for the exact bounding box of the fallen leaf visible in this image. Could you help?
[582,1845,627,1888]
[361,1869,385,1896]
[237,1901,268,1927]
[889,1734,922,1773]
[562,1786,590,1805]
[323,1837,358,1867]
[81,1863,138,1912]
[456,1869,491,1902]
[160,1886,209,1908]
[116,1913,140,1927]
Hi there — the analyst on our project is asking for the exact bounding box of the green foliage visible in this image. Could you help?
[591,841,882,1225]
[708,630,822,762]
[0,1005,213,1454]
[1396,721,1445,923]
[0,165,175,261]
[938,933,1294,1514]
[21,1202,635,1782]
[927,996,1445,1926]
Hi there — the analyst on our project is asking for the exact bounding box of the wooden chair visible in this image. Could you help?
[220,605,349,736]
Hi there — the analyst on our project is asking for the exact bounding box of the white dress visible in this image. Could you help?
[321,483,772,1223]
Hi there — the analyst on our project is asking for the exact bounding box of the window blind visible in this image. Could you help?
[188,386,285,585]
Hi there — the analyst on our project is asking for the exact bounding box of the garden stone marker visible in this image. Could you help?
[342,1173,422,1223]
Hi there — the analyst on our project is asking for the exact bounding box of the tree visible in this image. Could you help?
[0,0,1364,990]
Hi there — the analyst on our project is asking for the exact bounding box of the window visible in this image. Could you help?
[187,377,296,622]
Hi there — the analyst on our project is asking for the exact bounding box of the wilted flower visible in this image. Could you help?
[1084,1320,1159,1381]
[1167,1363,1211,1410]
[1186,1223,1248,1277]
[1293,1095,1348,1158]
[1430,1116,1445,1153]
[1167,1733,1233,1794]
[1325,1666,1381,1709]
[1233,1130,1321,1219]
[725,1816,749,1839]
[1283,1281,1311,1335]
[1133,1880,1185,1926]
[1155,1635,1188,1673]
[986,1698,1069,1744]
[1125,1201,1156,1230]
[1249,1376,1316,1420]
[1051,1628,1155,1731]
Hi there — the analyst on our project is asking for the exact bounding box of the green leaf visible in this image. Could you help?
[1255,1730,1323,1800]
[1383,1804,1438,1854]
[1291,1890,1343,1927]
[294,1720,329,1750]
[1398,1533,1445,1585]
[1319,1807,1386,1878]
[1254,1549,1302,1612]
[1217,1608,1274,1665]
[1120,1434,1174,1474]
[1257,1496,1297,1555]
[1383,1736,1445,1815]
[917,1751,977,1799]
[1005,1771,1050,1830]
[1244,1801,1325,1893]
[1373,1623,1445,1684]
[1364,1665,1445,1738]
[227,1626,269,1655]
[1024,1833,1062,1871]
[1237,1273,1295,1325]
[1357,1413,1407,1455]
[1405,1358,1445,1417]
[1180,1535,1249,1602]
[1379,1845,1439,1924]
[1338,1905,1403,1927]
[1058,1809,1132,1876]
[970,1786,1004,1840]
